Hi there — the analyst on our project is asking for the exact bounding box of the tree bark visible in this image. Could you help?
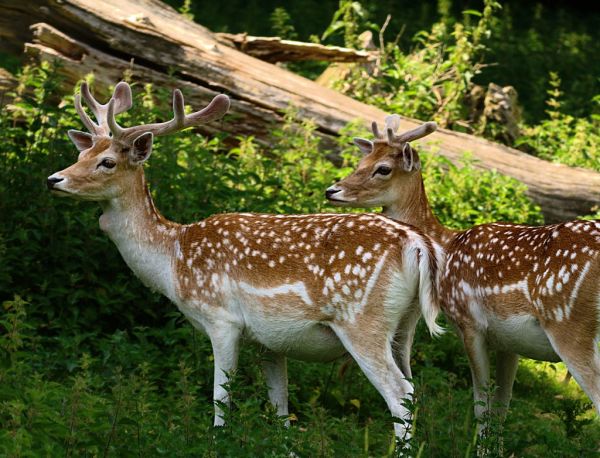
[1,0,599,222]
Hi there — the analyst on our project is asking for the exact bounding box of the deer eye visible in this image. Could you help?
[373,165,392,176]
[98,158,116,169]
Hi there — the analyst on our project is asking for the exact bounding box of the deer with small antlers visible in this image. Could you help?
[327,116,600,432]
[47,82,445,441]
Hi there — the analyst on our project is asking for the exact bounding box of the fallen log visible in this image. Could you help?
[215,33,375,63]
[25,23,278,143]
[1,0,599,222]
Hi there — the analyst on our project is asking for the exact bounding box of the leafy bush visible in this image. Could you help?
[325,0,500,130]
[517,72,600,172]
[422,151,543,229]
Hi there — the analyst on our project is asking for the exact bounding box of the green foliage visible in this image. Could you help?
[270,7,298,40]
[517,72,600,172]
[0,62,597,457]
[321,1,374,48]
[178,0,194,21]
[327,0,500,130]
[422,151,543,229]
[482,2,600,122]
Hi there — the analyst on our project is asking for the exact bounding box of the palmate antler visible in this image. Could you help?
[106,87,230,141]
[371,114,438,145]
[74,81,231,142]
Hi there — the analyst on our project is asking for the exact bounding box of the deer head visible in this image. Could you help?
[47,82,230,201]
[326,116,437,209]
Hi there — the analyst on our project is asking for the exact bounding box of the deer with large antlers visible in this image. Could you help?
[47,82,445,441]
[326,116,600,432]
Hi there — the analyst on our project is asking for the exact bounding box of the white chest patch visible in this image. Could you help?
[111,235,177,302]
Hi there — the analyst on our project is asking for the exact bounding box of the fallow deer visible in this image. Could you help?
[326,116,600,431]
[47,83,445,441]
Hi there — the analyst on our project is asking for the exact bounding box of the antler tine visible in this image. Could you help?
[387,128,395,144]
[80,82,102,122]
[384,114,401,134]
[183,93,230,127]
[395,121,438,143]
[74,92,99,134]
[371,121,382,139]
[152,89,186,136]
[106,98,125,139]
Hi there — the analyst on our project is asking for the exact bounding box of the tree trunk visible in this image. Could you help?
[1,0,599,222]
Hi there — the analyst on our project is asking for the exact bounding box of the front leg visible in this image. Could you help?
[261,351,290,425]
[209,325,241,426]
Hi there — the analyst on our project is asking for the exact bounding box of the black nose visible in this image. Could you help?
[47,177,64,190]
[325,188,341,199]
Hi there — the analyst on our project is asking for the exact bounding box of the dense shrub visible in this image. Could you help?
[517,72,600,172]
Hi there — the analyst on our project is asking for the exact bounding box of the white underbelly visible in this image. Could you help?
[487,313,560,362]
[245,316,346,362]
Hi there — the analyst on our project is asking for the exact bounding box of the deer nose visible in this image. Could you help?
[47,176,64,189]
[325,187,342,199]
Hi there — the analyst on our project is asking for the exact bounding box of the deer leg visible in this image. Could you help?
[493,351,519,421]
[330,323,414,441]
[209,325,241,427]
[393,308,420,380]
[261,351,290,425]
[461,329,491,425]
[546,327,600,415]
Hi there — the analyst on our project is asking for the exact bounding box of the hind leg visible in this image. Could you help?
[545,323,600,415]
[393,307,421,380]
[330,322,414,441]
[460,327,492,424]
[493,351,519,421]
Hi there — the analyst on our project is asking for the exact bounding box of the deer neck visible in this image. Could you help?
[99,169,182,302]
[382,174,456,247]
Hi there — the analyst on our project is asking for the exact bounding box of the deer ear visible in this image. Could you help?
[130,132,154,164]
[401,143,421,172]
[68,130,94,152]
[112,81,133,115]
[353,137,374,155]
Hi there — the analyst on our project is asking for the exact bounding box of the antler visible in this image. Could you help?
[371,114,401,140]
[74,81,132,136]
[395,122,437,143]
[107,89,230,141]
[371,114,437,145]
